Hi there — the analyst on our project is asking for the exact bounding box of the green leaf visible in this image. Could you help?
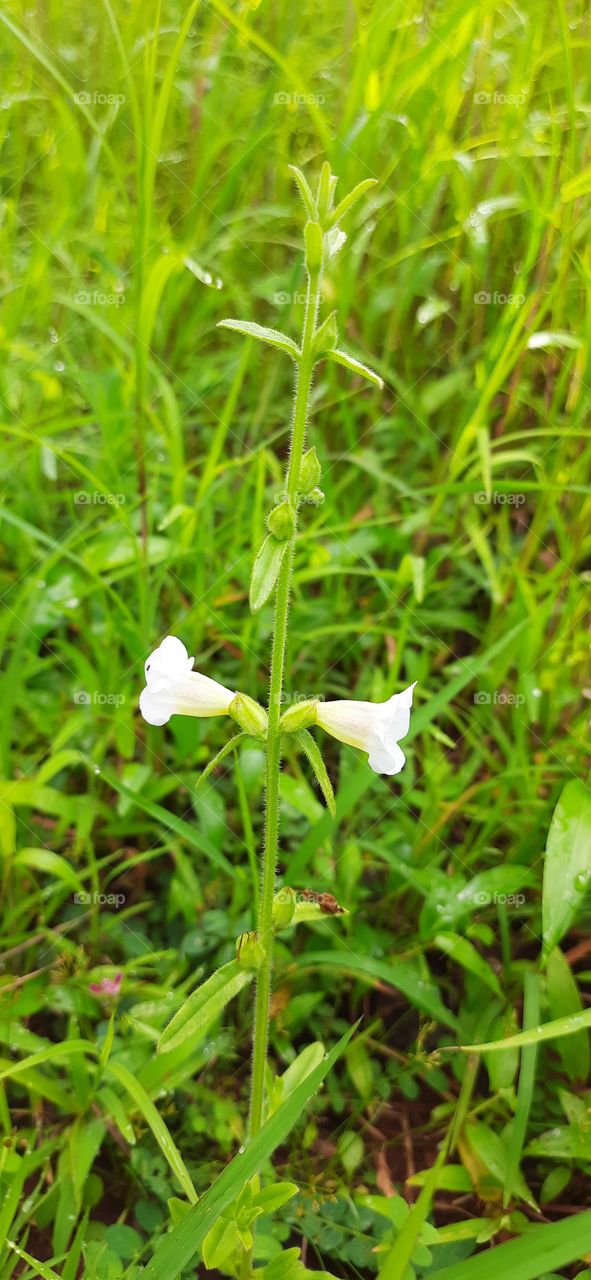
[312,309,338,355]
[288,164,316,218]
[432,932,502,996]
[94,763,241,881]
[324,347,384,389]
[12,847,84,893]
[293,729,336,816]
[542,779,591,954]
[106,1061,198,1204]
[217,319,300,361]
[142,1023,357,1280]
[329,178,378,227]
[546,946,590,1081]
[432,1211,591,1280]
[158,960,254,1054]
[253,1181,299,1213]
[503,972,540,1208]
[464,1120,535,1209]
[196,732,248,791]
[301,951,457,1029]
[6,1242,62,1280]
[250,535,289,612]
[451,1003,591,1053]
[203,1217,240,1270]
[0,1040,95,1081]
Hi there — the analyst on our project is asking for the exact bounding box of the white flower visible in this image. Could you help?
[325,227,347,259]
[139,636,235,727]
[316,682,416,775]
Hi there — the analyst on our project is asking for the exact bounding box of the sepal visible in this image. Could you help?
[267,501,296,540]
[281,699,318,732]
[229,692,268,737]
[236,930,265,970]
[298,446,322,493]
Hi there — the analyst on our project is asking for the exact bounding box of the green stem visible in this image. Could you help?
[248,260,321,1140]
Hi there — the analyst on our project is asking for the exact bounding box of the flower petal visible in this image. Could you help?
[139,671,235,726]
[144,635,194,685]
[316,681,416,776]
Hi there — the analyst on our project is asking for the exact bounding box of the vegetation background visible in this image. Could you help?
[1,0,591,1276]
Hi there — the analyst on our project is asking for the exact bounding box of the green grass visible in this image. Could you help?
[1,0,591,1275]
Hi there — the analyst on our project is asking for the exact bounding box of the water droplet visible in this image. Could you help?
[532,687,542,698]
[94,767,101,775]
[48,327,58,343]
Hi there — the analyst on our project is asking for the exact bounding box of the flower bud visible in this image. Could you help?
[267,501,295,540]
[281,699,318,732]
[298,447,321,494]
[272,887,296,930]
[316,161,334,224]
[236,931,265,969]
[304,220,323,274]
[229,692,268,737]
[308,488,325,506]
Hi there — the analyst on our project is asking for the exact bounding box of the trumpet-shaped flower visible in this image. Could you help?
[139,636,235,727]
[316,682,416,775]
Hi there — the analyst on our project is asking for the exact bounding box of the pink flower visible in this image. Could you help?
[89,972,123,997]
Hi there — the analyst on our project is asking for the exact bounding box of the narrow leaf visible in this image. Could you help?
[329,178,378,228]
[432,1211,591,1280]
[250,534,289,612]
[545,946,589,1081]
[433,933,502,996]
[450,1003,591,1053]
[142,1023,357,1280]
[158,960,254,1054]
[196,733,248,791]
[106,1061,198,1204]
[288,164,316,218]
[217,319,300,361]
[324,347,384,389]
[503,972,540,1207]
[301,951,457,1029]
[293,729,336,817]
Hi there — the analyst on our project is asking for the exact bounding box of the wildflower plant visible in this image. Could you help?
[140,165,415,1276]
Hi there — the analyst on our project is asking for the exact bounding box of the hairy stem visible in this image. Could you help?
[248,259,322,1139]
